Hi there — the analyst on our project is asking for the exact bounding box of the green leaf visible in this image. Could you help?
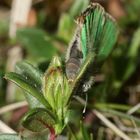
[15,61,45,108]
[5,72,50,108]
[17,28,57,59]
[24,93,45,109]
[16,61,43,90]
[22,108,55,132]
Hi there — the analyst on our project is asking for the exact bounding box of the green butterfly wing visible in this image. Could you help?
[71,3,119,94]
[80,3,118,62]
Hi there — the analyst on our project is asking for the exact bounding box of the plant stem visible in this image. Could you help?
[49,127,56,140]
[37,118,56,140]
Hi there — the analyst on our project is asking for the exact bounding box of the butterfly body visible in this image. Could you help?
[65,2,118,93]
[65,28,83,81]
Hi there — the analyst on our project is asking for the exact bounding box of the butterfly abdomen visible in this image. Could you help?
[65,33,83,81]
[66,57,81,81]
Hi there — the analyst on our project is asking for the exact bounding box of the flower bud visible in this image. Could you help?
[42,56,70,111]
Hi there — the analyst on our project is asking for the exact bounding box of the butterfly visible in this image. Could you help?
[65,3,118,94]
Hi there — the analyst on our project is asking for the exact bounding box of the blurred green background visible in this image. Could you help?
[0,0,140,139]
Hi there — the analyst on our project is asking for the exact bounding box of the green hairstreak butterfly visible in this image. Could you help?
[65,3,118,93]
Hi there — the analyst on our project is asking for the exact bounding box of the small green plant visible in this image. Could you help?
[2,3,118,140]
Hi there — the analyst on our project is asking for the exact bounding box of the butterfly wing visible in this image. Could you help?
[80,3,105,59]
[71,3,118,94]
[80,3,118,62]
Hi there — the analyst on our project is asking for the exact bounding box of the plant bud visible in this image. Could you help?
[42,56,70,111]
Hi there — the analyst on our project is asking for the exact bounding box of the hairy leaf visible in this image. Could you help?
[22,108,55,132]
[5,72,50,108]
